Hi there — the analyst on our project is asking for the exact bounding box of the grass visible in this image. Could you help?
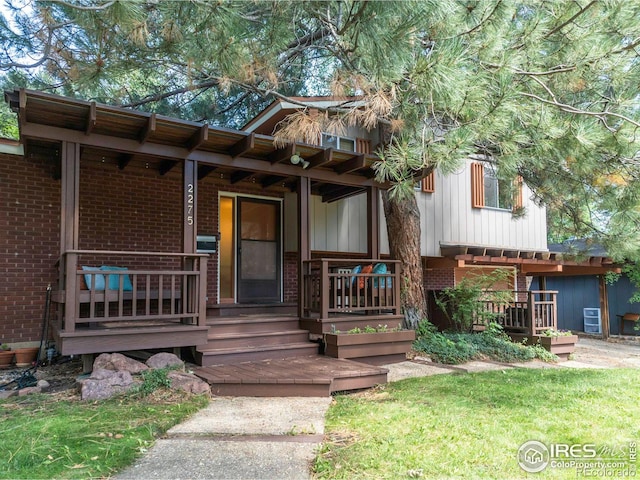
[0,390,208,479]
[314,368,640,479]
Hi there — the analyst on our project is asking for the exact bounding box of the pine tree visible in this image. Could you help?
[2,1,640,326]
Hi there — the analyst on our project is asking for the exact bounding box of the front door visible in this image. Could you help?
[236,197,281,303]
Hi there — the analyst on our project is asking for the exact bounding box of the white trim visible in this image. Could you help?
[217,191,284,304]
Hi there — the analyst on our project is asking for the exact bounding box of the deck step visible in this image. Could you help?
[194,355,388,397]
[196,342,320,367]
[205,315,301,335]
[203,329,311,349]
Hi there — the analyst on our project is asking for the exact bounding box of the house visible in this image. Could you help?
[533,240,639,337]
[0,89,620,394]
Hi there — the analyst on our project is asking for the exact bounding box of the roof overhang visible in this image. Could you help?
[431,243,621,276]
[4,89,383,200]
[242,96,365,135]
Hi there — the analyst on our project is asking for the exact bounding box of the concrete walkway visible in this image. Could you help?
[114,337,640,480]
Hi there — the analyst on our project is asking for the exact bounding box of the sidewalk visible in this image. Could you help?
[114,338,640,479]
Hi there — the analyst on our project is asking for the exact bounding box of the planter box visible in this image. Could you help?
[324,330,416,365]
[538,335,579,359]
[0,350,14,368]
[14,347,40,367]
[509,333,578,360]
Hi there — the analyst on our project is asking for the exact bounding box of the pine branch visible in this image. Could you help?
[119,79,220,108]
[543,1,598,38]
[55,1,115,11]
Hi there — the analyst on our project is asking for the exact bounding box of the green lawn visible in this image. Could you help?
[315,368,640,479]
[0,391,208,479]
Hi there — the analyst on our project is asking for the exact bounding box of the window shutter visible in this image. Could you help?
[512,175,524,211]
[421,170,435,193]
[471,162,485,208]
[356,138,371,154]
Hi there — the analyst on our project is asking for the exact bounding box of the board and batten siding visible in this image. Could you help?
[283,191,368,253]
[379,159,548,256]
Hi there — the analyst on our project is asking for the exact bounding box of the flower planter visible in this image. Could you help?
[537,335,578,359]
[13,347,40,367]
[324,330,416,365]
[0,350,14,368]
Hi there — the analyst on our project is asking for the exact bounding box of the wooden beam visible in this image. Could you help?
[197,164,217,180]
[521,264,563,274]
[187,124,208,152]
[261,175,286,188]
[322,186,365,203]
[18,88,26,129]
[599,275,610,339]
[230,170,253,184]
[297,176,311,318]
[269,144,295,164]
[367,186,379,259]
[19,122,381,187]
[183,160,197,254]
[427,258,465,269]
[306,147,333,170]
[117,153,133,170]
[334,154,365,175]
[86,102,96,135]
[159,160,179,176]
[228,133,255,158]
[60,141,80,254]
[139,113,156,144]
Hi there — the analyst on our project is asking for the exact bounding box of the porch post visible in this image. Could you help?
[60,141,80,254]
[183,159,198,321]
[367,186,380,259]
[297,176,311,318]
[60,142,80,333]
[599,275,610,339]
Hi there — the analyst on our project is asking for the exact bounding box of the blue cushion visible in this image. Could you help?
[100,266,133,291]
[82,266,105,291]
[372,263,388,288]
[350,265,362,287]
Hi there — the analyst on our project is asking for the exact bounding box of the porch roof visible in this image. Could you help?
[4,89,392,201]
[433,242,621,276]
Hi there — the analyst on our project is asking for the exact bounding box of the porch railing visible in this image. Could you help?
[302,258,401,319]
[475,290,558,335]
[54,250,208,333]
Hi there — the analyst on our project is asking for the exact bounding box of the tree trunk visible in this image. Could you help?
[382,190,427,329]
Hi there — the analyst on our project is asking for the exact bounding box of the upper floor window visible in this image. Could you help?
[322,134,356,152]
[471,162,523,211]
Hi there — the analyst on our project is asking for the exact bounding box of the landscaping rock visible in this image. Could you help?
[18,386,42,396]
[81,368,136,401]
[37,379,50,391]
[93,353,149,374]
[167,371,211,395]
[0,390,18,399]
[146,352,184,370]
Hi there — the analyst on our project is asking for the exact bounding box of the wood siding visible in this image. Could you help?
[379,159,548,256]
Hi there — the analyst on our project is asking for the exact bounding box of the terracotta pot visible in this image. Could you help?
[13,347,40,367]
[0,350,14,368]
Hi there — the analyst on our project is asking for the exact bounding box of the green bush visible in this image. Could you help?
[131,367,173,397]
[413,322,558,364]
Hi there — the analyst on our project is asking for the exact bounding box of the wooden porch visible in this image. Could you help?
[474,290,559,335]
[194,355,388,397]
[299,258,405,334]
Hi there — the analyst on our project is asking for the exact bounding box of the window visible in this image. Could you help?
[322,134,356,152]
[471,162,523,211]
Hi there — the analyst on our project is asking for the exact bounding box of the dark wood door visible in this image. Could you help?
[237,197,281,303]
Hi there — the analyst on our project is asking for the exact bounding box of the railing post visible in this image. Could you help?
[198,256,207,327]
[64,252,78,333]
[551,291,558,331]
[321,259,329,320]
[393,261,401,316]
[526,290,534,336]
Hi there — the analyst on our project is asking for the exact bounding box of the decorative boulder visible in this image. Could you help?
[81,368,136,401]
[167,371,211,395]
[146,352,184,370]
[93,353,148,374]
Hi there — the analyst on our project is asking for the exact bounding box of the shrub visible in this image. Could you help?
[413,322,558,364]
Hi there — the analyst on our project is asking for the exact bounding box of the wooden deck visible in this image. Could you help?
[194,355,388,397]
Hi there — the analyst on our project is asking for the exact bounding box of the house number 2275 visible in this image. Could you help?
[186,183,194,226]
